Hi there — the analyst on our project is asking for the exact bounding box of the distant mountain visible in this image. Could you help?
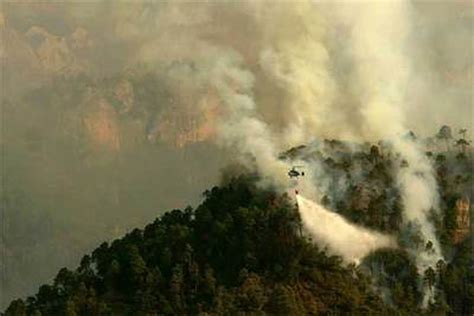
[1,12,218,149]
[1,14,91,95]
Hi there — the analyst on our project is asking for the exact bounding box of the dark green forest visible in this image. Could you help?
[4,142,473,316]
[4,175,390,315]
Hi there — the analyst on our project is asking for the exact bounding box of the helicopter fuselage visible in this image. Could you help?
[288,168,304,178]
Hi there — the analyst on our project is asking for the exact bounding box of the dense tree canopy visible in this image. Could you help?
[5,176,390,315]
[4,135,473,315]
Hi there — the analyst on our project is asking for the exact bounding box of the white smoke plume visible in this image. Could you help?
[322,1,443,305]
[199,8,398,267]
[257,1,337,146]
[209,51,291,188]
[394,137,442,306]
[213,1,444,304]
[207,47,396,264]
[128,1,429,269]
[114,2,445,298]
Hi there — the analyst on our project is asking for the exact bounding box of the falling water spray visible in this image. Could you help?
[296,194,396,263]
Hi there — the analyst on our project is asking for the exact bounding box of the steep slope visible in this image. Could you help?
[0,72,228,309]
[3,136,473,315]
[4,176,388,315]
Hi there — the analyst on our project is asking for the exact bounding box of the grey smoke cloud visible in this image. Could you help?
[5,1,470,134]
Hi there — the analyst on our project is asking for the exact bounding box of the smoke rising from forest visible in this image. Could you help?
[124,0,462,305]
[1,0,472,309]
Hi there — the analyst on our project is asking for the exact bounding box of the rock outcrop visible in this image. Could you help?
[452,197,470,244]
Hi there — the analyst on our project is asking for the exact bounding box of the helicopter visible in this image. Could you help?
[288,166,305,178]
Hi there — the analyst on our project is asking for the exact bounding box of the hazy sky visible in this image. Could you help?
[2,1,472,136]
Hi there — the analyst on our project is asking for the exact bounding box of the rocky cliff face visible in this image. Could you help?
[452,197,470,244]
[151,106,218,148]
[146,90,219,148]
[1,12,90,95]
[2,11,218,150]
[83,95,121,152]
[1,12,43,93]
[25,26,82,75]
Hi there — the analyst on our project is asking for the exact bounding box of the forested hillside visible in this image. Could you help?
[1,72,228,307]
[4,146,473,315]
[5,175,388,315]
